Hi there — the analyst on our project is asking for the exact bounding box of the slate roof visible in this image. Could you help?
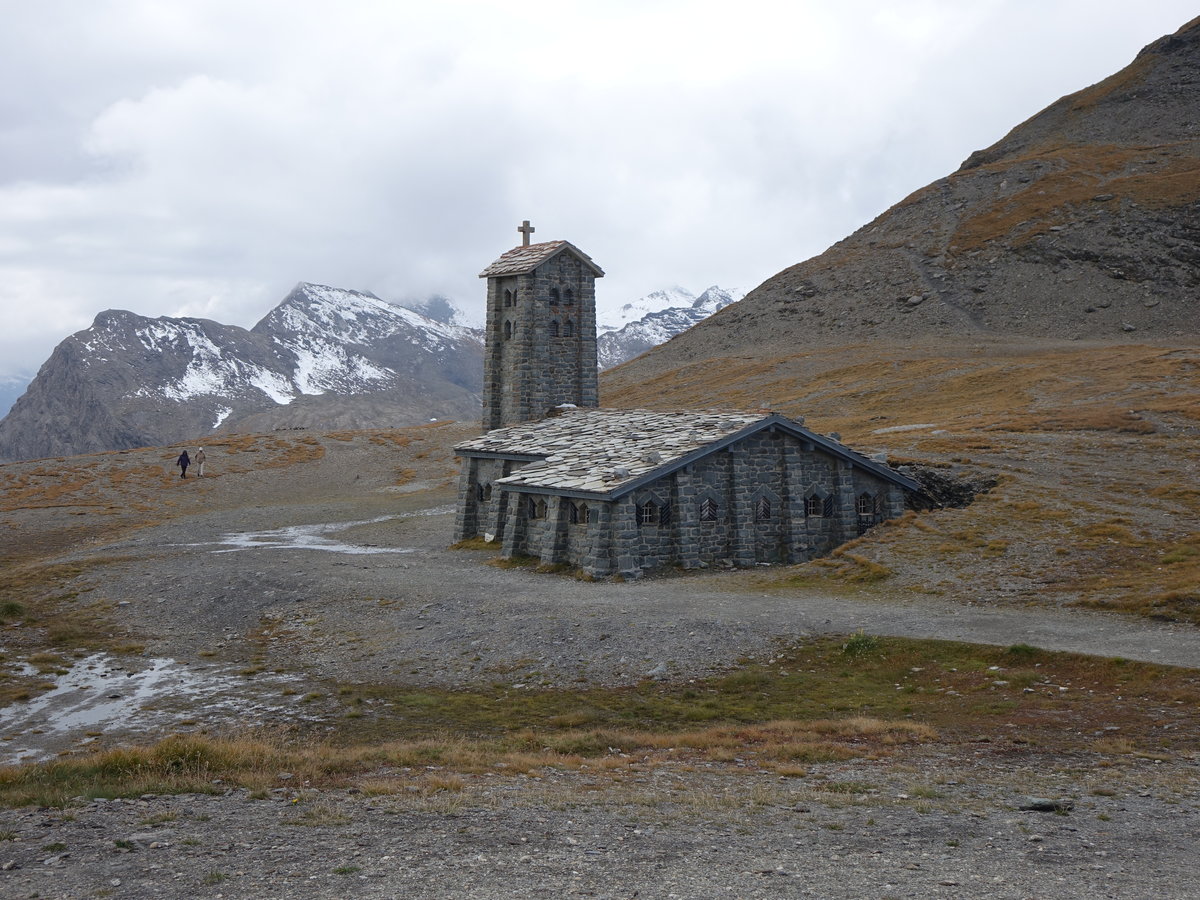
[454,407,922,499]
[478,241,605,279]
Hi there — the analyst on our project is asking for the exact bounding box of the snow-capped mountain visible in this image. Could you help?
[0,283,483,462]
[597,286,698,334]
[598,286,742,369]
[397,294,481,329]
[255,284,481,397]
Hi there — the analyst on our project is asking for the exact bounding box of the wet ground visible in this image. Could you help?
[0,653,306,765]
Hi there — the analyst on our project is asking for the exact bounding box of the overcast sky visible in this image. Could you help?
[1,1,1195,385]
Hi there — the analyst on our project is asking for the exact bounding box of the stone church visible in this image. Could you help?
[453,223,920,579]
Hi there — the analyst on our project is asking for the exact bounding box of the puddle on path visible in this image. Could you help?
[199,515,419,555]
[0,654,310,765]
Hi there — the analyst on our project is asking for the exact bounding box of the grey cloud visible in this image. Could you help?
[0,1,1196,383]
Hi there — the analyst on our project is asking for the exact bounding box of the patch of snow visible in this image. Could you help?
[247,367,296,405]
[872,423,939,434]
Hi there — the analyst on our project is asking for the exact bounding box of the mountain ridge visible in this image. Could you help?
[614,17,1200,375]
[0,282,484,462]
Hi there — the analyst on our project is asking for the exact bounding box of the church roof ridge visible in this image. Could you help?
[479,240,605,279]
[454,407,920,498]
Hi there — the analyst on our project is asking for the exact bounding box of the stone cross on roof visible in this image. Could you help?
[518,219,535,246]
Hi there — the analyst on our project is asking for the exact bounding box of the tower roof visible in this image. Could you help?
[478,240,605,279]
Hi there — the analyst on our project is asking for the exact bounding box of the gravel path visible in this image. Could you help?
[88,490,1200,691]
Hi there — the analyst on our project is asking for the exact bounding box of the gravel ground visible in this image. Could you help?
[3,752,1198,900]
[4,426,1200,898]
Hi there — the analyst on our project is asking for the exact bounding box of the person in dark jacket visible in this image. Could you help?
[177,450,190,478]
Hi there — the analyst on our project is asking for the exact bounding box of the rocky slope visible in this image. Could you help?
[0,283,483,461]
[597,286,741,369]
[621,16,1200,371]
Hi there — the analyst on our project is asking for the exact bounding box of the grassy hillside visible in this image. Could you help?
[603,338,1200,624]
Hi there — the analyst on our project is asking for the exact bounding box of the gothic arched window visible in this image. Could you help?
[755,496,772,521]
[638,501,660,526]
[549,320,560,337]
[549,287,560,306]
[563,319,574,337]
[564,287,575,306]
[504,320,513,340]
[503,289,513,308]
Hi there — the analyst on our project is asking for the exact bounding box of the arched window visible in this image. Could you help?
[570,502,590,525]
[856,493,875,516]
[549,320,559,337]
[699,497,718,522]
[805,494,831,517]
[549,287,560,306]
[503,289,513,308]
[563,319,574,337]
[504,320,513,340]
[482,483,493,502]
[564,287,575,306]
[638,501,660,526]
[528,497,547,519]
[755,496,772,521]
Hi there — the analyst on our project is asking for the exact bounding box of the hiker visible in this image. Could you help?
[177,449,190,478]
[195,447,207,477]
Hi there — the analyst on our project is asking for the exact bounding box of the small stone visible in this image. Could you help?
[1020,798,1074,813]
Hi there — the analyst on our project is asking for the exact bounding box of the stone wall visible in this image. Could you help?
[452,456,526,544]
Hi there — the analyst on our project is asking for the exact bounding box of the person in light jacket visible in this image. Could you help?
[176,449,190,478]
[195,447,207,477]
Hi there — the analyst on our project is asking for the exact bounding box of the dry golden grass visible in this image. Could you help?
[1071,531,1200,624]
[604,342,1200,444]
[0,715,938,807]
[950,144,1194,250]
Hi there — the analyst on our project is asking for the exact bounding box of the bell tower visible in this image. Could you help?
[478,222,603,430]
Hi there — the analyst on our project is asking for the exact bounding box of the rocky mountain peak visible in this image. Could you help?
[0,283,484,462]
